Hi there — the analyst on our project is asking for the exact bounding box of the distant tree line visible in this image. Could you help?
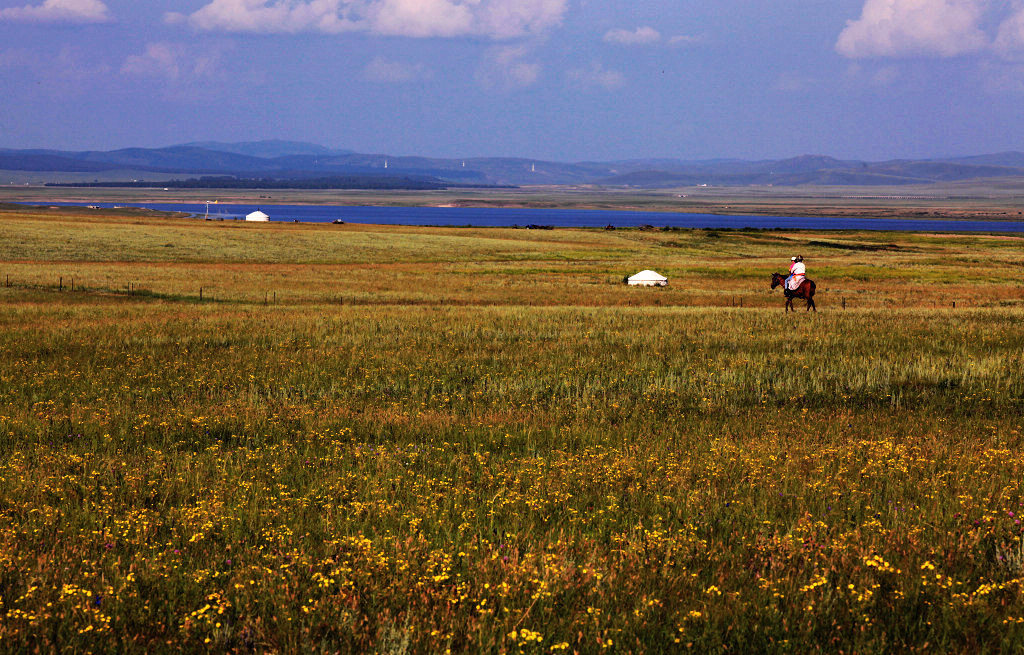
[47,175,450,191]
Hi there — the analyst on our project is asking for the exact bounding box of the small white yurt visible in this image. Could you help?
[627,270,668,287]
[245,210,270,222]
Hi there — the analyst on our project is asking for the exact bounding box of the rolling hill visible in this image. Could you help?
[2,141,1024,187]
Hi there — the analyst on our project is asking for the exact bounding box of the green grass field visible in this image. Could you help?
[1,206,1023,653]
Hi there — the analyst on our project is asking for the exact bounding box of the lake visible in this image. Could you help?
[27,202,1024,232]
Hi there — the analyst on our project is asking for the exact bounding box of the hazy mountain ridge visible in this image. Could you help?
[180,140,353,158]
[3,141,1024,187]
[933,152,1024,168]
[595,154,1024,187]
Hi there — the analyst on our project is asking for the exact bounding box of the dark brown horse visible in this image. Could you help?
[771,273,817,312]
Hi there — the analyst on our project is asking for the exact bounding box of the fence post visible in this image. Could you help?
[200,287,204,301]
[59,276,63,291]
[842,297,846,310]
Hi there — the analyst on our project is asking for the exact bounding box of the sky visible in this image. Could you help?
[2,0,1024,161]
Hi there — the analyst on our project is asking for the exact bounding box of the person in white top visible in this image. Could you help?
[788,255,806,291]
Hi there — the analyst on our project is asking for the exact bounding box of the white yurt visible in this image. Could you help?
[245,210,270,222]
[627,270,668,287]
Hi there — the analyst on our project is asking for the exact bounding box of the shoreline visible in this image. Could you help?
[6,200,1024,231]
[2,182,1023,223]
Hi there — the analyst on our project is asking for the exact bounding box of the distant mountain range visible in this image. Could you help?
[3,141,1024,187]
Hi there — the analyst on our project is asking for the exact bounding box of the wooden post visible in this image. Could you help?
[952,301,956,308]
[842,297,846,310]
[59,276,63,291]
[264,291,268,306]
[273,291,277,304]
[200,287,204,301]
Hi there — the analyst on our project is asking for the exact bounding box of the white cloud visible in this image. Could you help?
[476,44,541,90]
[167,0,568,39]
[838,1,1024,61]
[603,26,660,45]
[121,43,224,82]
[994,6,1024,56]
[371,0,473,37]
[567,62,625,90]
[363,56,431,82]
[122,44,182,79]
[166,0,358,34]
[472,0,567,39]
[836,0,988,58]
[0,0,110,23]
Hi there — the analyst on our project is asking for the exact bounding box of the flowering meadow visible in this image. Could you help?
[1,207,1023,652]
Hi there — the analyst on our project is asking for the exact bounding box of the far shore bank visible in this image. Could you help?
[2,181,1022,222]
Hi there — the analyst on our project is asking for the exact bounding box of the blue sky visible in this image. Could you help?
[2,0,1024,161]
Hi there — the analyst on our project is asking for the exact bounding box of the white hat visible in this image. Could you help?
[791,257,797,261]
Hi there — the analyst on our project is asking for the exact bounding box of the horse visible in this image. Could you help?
[771,273,817,312]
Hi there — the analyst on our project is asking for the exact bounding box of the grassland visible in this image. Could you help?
[1,205,1023,653]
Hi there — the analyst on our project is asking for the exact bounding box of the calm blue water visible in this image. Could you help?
[27,202,1024,232]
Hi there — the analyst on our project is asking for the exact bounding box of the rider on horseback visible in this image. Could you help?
[786,256,806,294]
[772,258,816,312]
